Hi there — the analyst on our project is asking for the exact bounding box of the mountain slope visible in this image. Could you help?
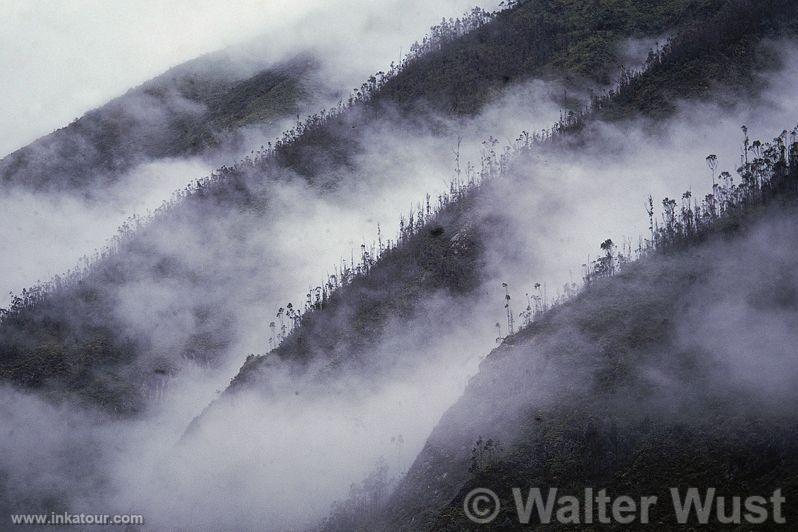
[375,0,726,114]
[0,51,322,194]
[376,195,798,530]
[264,0,729,182]
[3,2,798,529]
[0,0,720,416]
[218,0,798,402]
[1,0,790,418]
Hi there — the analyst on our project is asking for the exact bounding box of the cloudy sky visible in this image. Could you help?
[0,0,490,157]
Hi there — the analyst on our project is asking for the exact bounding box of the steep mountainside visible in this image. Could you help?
[265,0,730,182]
[375,0,726,114]
[4,2,798,530]
[1,0,792,418]
[0,51,321,193]
[218,0,798,401]
[375,197,798,530]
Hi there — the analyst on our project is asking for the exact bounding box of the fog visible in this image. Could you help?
[0,157,214,307]
[366,42,798,523]
[0,0,510,304]
[0,0,502,307]
[146,41,798,526]
[673,211,798,407]
[0,290,497,528]
[0,37,569,526]
[123,299,495,530]
[0,36,569,526]
[2,8,798,529]
[480,41,798,300]
[0,0,495,156]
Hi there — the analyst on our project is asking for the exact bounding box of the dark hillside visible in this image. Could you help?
[268,0,731,180]
[0,53,320,193]
[230,191,488,392]
[349,126,798,529]
[375,0,727,114]
[598,0,798,118]
[376,197,798,530]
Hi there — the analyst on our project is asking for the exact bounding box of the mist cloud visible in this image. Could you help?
[3,23,798,532]
[0,0,496,156]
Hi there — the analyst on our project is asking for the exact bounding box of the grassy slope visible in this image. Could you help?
[0,53,317,193]
[379,199,798,531]
[0,0,775,415]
